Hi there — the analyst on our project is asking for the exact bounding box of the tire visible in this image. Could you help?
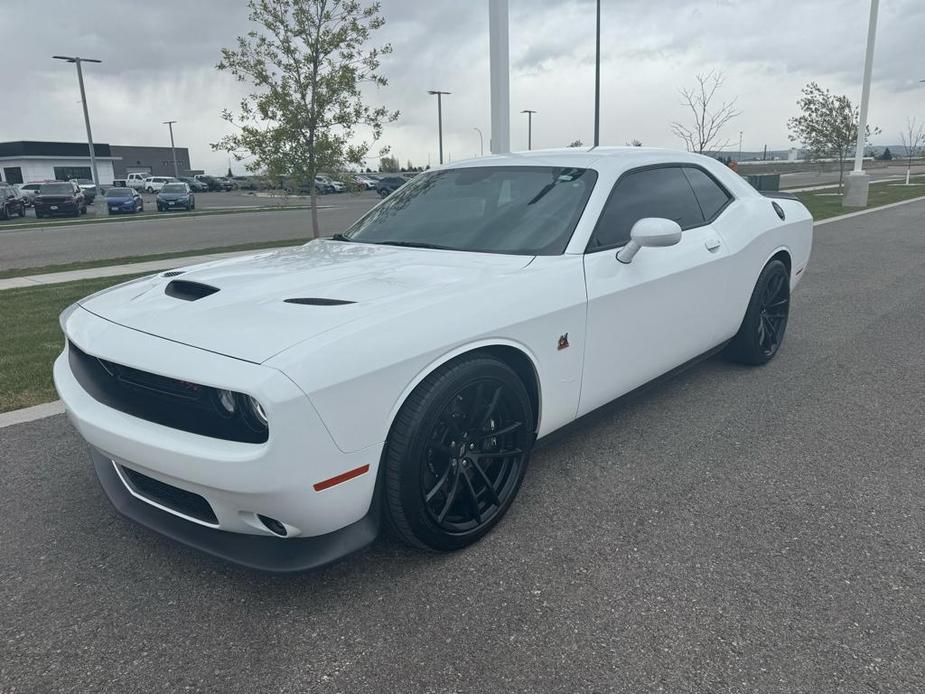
[0,206,8,221]
[726,259,791,365]
[18,205,25,218]
[383,355,535,552]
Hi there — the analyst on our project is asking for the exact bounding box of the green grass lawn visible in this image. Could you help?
[795,176,925,220]
[0,237,307,280]
[0,274,146,413]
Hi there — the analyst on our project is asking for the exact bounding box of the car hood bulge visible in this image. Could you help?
[78,240,533,363]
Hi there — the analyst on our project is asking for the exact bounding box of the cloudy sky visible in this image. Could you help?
[3,0,923,174]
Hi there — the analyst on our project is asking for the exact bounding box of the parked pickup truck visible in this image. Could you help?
[126,173,149,190]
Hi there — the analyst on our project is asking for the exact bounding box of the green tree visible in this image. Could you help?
[567,139,583,148]
[213,0,398,238]
[379,155,399,172]
[787,82,879,192]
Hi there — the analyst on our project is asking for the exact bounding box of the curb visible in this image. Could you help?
[0,401,65,429]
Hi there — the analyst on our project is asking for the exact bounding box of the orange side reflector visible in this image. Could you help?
[313,464,370,492]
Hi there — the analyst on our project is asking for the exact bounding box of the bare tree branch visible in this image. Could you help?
[669,71,741,154]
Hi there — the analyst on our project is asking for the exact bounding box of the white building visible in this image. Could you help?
[0,141,118,186]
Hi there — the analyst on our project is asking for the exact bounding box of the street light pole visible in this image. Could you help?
[473,127,484,156]
[844,0,879,207]
[521,110,537,150]
[428,90,451,165]
[53,55,102,189]
[163,120,179,178]
[738,130,743,160]
[593,0,601,147]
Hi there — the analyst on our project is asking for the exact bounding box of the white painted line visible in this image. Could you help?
[0,400,65,429]
[814,195,925,226]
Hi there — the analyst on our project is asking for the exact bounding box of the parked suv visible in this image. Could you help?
[376,176,406,197]
[34,181,86,218]
[193,174,223,192]
[156,182,195,211]
[143,176,178,193]
[0,183,27,220]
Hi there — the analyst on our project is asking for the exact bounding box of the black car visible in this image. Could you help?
[376,176,406,197]
[0,183,27,220]
[34,181,86,218]
[178,176,208,193]
[156,182,196,211]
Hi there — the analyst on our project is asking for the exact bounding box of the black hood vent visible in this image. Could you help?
[284,298,355,306]
[162,270,185,277]
[165,280,220,301]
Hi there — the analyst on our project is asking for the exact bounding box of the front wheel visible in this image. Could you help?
[727,259,790,365]
[383,355,535,552]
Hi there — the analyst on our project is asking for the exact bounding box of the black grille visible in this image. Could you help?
[121,466,217,524]
[68,341,268,443]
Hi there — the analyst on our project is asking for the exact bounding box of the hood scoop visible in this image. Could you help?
[284,297,355,306]
[165,280,220,301]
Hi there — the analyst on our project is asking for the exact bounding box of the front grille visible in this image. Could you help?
[68,341,268,444]
[121,466,217,524]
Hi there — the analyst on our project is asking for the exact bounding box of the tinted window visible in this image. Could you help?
[106,188,133,197]
[588,166,704,250]
[683,167,732,221]
[343,166,598,255]
[161,184,187,193]
[39,183,74,195]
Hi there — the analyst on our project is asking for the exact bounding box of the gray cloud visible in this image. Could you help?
[3,0,922,174]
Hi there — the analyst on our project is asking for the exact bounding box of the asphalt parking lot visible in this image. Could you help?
[1,200,924,692]
[0,193,380,271]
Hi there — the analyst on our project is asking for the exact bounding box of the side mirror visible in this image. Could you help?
[616,217,682,264]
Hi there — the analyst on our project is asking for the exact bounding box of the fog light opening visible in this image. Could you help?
[258,514,287,537]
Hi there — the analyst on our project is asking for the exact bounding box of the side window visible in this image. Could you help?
[682,167,732,221]
[588,166,704,250]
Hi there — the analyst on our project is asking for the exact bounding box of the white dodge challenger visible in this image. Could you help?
[54,148,812,571]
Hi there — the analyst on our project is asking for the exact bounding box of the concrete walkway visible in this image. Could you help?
[0,245,296,291]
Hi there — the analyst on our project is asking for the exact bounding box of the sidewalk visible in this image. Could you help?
[0,245,296,291]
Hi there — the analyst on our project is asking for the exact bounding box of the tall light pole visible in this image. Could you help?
[428,90,451,164]
[738,130,743,160]
[473,127,484,156]
[844,0,879,207]
[488,0,510,154]
[163,120,179,178]
[521,110,537,150]
[53,55,101,188]
[593,0,601,147]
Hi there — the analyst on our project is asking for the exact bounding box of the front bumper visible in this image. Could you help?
[90,446,379,572]
[55,307,383,571]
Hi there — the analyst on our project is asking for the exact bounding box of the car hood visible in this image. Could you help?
[78,240,533,363]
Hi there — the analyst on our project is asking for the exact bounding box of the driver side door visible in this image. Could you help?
[578,164,738,416]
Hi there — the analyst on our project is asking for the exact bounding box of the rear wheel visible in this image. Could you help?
[727,259,790,365]
[383,355,534,552]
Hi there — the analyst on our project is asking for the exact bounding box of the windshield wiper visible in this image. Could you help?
[329,233,352,242]
[374,240,454,250]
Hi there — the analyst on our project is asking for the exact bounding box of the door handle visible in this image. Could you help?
[705,238,721,251]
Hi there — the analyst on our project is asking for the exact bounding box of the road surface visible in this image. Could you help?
[1,200,924,692]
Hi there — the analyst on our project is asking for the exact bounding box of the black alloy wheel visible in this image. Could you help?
[727,259,791,365]
[384,355,534,551]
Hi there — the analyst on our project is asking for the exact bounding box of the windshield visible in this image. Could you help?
[341,166,597,255]
[106,188,133,197]
[39,183,73,195]
[161,184,187,193]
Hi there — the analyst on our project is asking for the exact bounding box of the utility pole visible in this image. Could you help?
[53,55,102,189]
[489,0,510,154]
[594,0,601,147]
[163,120,179,177]
[844,0,879,207]
[521,110,537,150]
[473,127,484,156]
[738,130,743,160]
[428,90,451,164]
